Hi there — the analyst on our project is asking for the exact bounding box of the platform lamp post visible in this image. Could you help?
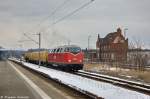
[88,35,91,63]
[88,35,91,50]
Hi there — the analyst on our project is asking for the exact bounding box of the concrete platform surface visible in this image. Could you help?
[0,61,48,99]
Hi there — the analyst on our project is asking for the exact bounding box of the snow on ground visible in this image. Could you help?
[79,70,150,87]
[17,61,150,99]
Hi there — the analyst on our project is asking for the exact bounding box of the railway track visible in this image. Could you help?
[75,70,150,95]
[10,58,150,99]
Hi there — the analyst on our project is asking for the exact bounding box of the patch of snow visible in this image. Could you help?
[19,61,150,99]
[79,70,150,88]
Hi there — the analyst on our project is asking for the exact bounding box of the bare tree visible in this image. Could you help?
[128,38,145,70]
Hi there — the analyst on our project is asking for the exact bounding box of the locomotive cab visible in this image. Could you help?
[62,46,84,71]
[48,45,84,71]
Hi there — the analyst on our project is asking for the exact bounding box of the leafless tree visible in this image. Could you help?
[128,38,146,70]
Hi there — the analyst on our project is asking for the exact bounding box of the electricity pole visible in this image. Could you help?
[88,35,91,50]
[68,40,71,45]
[37,33,41,67]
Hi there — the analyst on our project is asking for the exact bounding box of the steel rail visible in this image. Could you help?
[76,70,150,95]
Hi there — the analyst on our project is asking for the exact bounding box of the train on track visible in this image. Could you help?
[24,45,84,71]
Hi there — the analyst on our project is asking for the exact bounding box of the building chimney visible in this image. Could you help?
[117,28,122,34]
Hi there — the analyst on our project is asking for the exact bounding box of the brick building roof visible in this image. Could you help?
[97,28,125,46]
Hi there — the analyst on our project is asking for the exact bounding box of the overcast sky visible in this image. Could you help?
[0,0,150,49]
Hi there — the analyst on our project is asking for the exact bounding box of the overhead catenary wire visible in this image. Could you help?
[25,0,70,34]
[41,0,95,33]
[53,0,94,25]
[41,0,95,48]
[23,33,39,45]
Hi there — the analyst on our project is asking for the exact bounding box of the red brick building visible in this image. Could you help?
[96,28,128,62]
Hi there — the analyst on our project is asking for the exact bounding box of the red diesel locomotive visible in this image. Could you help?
[48,45,84,71]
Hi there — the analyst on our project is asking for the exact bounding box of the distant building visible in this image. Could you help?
[82,49,97,62]
[0,49,25,60]
[127,49,150,66]
[96,28,128,63]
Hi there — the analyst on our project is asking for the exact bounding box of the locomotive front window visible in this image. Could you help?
[60,48,63,53]
[65,48,70,52]
[53,49,57,53]
[66,47,81,54]
[56,48,60,53]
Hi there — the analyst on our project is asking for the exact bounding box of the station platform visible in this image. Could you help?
[0,61,83,99]
[0,61,41,99]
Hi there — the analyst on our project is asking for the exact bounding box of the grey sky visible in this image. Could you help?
[0,0,150,49]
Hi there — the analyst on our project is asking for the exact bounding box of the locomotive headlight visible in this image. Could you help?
[68,60,71,62]
[79,60,82,62]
